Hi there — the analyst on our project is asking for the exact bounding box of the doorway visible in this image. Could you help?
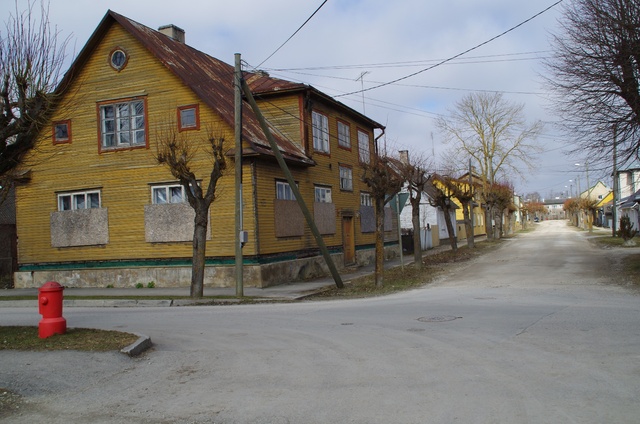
[342,216,355,265]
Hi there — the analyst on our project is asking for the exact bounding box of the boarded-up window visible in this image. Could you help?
[274,199,304,237]
[314,201,336,235]
[144,203,210,243]
[384,205,393,231]
[50,208,109,247]
[360,205,375,233]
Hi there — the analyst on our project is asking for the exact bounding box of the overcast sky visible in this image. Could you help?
[4,0,608,199]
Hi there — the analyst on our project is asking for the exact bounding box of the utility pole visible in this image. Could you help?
[469,158,474,230]
[241,78,344,289]
[612,126,618,237]
[396,194,403,270]
[234,53,244,297]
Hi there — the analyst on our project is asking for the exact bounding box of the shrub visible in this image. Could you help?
[618,216,638,242]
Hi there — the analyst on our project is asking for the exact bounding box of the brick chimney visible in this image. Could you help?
[399,150,409,165]
[158,24,185,43]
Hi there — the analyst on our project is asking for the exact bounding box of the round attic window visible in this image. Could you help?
[110,49,128,71]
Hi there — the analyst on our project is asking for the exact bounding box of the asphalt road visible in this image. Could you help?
[2,221,640,423]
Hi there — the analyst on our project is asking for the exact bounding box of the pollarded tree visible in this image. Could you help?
[578,197,598,232]
[362,152,404,288]
[545,0,640,164]
[0,1,69,185]
[528,201,548,221]
[156,127,227,299]
[484,182,514,239]
[563,198,579,226]
[441,175,477,248]
[394,152,431,269]
[428,174,458,252]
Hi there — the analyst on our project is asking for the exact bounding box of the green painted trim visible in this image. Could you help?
[355,244,375,251]
[18,247,347,272]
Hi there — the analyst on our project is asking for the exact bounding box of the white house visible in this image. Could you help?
[399,184,457,250]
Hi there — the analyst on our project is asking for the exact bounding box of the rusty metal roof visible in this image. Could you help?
[60,10,315,166]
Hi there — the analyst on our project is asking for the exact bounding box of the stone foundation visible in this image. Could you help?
[14,245,400,289]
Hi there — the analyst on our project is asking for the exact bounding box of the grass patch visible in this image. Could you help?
[0,326,139,352]
[588,235,638,248]
[310,240,505,299]
[621,253,640,287]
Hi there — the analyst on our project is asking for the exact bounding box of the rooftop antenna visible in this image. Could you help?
[430,131,435,158]
[356,71,370,114]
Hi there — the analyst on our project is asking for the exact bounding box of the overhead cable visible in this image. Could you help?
[334,0,564,98]
[256,0,329,68]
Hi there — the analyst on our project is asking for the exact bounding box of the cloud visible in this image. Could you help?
[2,0,592,196]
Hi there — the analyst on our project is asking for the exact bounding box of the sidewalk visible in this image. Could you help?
[0,238,469,308]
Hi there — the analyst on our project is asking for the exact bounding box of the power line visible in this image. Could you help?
[267,51,551,72]
[256,0,329,68]
[334,0,564,98]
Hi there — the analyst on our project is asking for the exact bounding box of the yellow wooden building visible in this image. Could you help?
[14,11,396,288]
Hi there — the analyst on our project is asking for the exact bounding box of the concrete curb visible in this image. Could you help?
[0,297,305,308]
[120,332,153,357]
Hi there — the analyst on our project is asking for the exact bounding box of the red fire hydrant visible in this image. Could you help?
[38,281,66,338]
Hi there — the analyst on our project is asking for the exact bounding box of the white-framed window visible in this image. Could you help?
[58,190,101,211]
[315,186,332,203]
[312,111,330,153]
[99,98,146,149]
[357,129,371,164]
[339,165,353,191]
[337,120,350,149]
[360,192,372,207]
[152,184,186,204]
[276,180,296,200]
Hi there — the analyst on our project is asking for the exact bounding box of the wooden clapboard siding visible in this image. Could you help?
[16,24,250,264]
[16,13,381,273]
[250,93,377,256]
[256,95,305,149]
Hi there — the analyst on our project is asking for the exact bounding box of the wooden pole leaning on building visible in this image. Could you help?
[234,53,244,297]
[240,79,344,289]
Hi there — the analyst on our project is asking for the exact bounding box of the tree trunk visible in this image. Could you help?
[190,206,209,298]
[443,206,458,252]
[410,195,422,269]
[462,200,474,248]
[485,207,494,240]
[375,197,385,288]
[494,210,502,239]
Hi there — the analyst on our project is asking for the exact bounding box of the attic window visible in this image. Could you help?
[178,104,200,131]
[53,120,71,144]
[110,48,128,71]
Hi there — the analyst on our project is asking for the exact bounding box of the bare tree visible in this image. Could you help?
[156,127,227,298]
[428,174,458,252]
[362,153,404,288]
[442,176,477,248]
[0,1,69,184]
[437,92,542,239]
[484,182,514,239]
[395,152,431,269]
[545,0,640,165]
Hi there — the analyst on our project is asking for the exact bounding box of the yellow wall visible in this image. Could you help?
[16,22,380,266]
[253,95,378,255]
[16,24,252,263]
